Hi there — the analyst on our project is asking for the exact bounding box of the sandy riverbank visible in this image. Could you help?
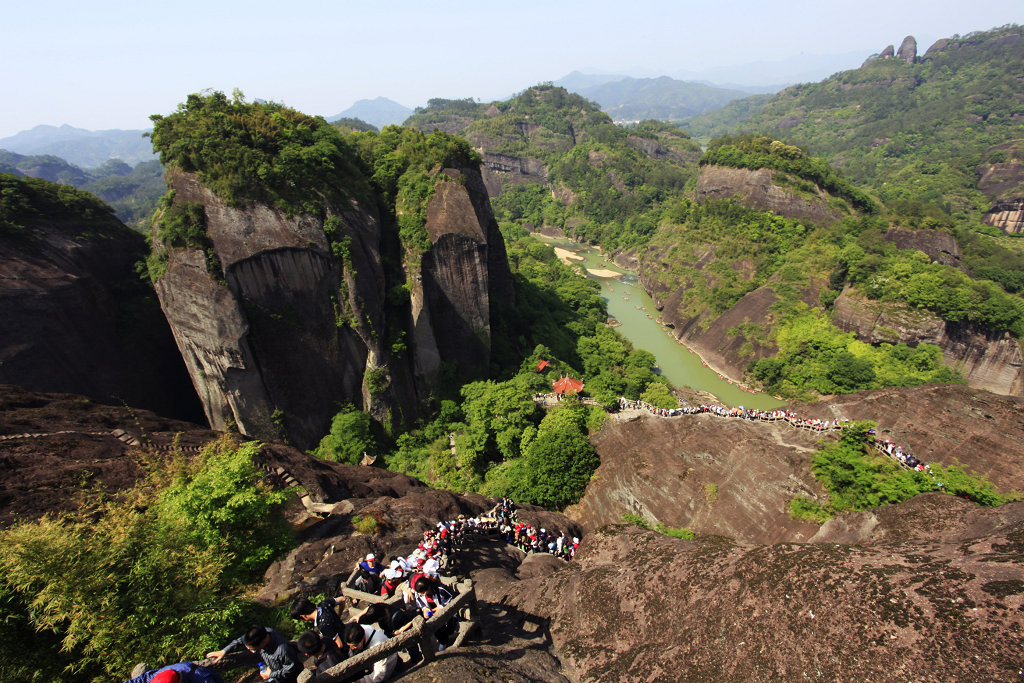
[554,247,584,265]
[586,268,622,278]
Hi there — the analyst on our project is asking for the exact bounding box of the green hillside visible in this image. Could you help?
[408,86,703,251]
[0,150,164,227]
[692,25,1024,213]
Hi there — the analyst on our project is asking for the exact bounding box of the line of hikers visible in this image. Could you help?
[619,398,940,475]
[124,499,568,683]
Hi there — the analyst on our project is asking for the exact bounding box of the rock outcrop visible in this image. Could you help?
[0,176,200,421]
[983,199,1024,233]
[573,410,825,544]
[977,141,1024,233]
[495,508,1024,681]
[154,165,513,450]
[896,35,917,63]
[831,287,1024,396]
[478,152,548,198]
[802,383,1024,492]
[695,164,844,225]
[883,227,965,270]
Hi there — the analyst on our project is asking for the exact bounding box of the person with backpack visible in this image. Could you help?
[290,595,346,649]
[295,630,346,679]
[206,625,302,683]
[411,575,458,650]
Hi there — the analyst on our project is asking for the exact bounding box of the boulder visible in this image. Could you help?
[896,35,917,63]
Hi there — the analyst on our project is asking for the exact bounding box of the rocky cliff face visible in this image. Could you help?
[883,226,965,270]
[573,411,825,544]
[695,164,844,225]
[831,287,1023,396]
[478,152,548,198]
[414,166,514,384]
[977,141,1024,233]
[154,166,512,450]
[0,179,200,421]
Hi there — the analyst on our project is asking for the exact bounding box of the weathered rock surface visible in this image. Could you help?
[495,511,1024,682]
[802,383,1024,493]
[977,142,1024,233]
[154,165,512,449]
[695,165,844,225]
[883,227,965,270]
[983,199,1024,234]
[478,151,548,198]
[831,287,1024,396]
[8,385,1024,682]
[573,410,826,544]
[0,190,200,421]
[897,35,918,63]
[0,384,215,526]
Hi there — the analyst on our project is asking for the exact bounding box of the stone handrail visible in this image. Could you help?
[298,578,478,683]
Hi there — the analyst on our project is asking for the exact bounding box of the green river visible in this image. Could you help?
[538,236,784,410]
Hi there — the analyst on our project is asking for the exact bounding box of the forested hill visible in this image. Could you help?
[405,86,702,251]
[0,149,164,227]
[684,24,1024,214]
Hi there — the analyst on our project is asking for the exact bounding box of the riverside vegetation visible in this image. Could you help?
[442,84,1021,401]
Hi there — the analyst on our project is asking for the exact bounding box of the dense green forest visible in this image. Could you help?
[0,172,118,236]
[456,47,1024,398]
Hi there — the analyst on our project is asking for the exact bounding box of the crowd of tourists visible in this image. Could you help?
[124,499,574,683]
[494,497,580,561]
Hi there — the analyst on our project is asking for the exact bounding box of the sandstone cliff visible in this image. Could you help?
[882,226,965,271]
[495,506,1024,681]
[831,287,1024,396]
[574,410,825,544]
[153,164,513,450]
[977,140,1024,233]
[0,176,200,421]
[695,164,845,225]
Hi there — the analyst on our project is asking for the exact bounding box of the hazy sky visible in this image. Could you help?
[1,0,1020,138]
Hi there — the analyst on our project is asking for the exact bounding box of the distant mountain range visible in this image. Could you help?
[0,124,156,168]
[555,74,753,122]
[0,149,163,227]
[326,97,413,129]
